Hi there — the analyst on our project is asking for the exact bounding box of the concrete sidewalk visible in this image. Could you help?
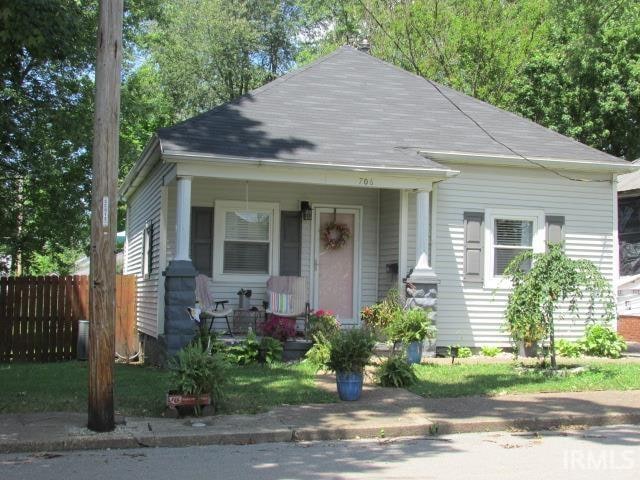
[1,383,639,454]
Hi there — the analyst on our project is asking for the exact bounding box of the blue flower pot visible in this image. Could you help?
[336,372,364,401]
[406,341,423,365]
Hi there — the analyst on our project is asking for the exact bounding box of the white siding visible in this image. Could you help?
[123,162,175,337]
[434,164,616,347]
[166,178,380,328]
[378,189,399,297]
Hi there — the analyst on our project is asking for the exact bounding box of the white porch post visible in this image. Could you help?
[410,187,437,282]
[398,189,409,293]
[175,175,192,261]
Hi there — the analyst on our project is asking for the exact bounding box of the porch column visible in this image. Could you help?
[161,175,197,362]
[175,175,192,261]
[407,187,438,321]
[411,187,436,281]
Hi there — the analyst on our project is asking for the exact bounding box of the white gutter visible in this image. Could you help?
[419,150,639,174]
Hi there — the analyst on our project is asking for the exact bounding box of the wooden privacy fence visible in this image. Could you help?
[0,275,137,362]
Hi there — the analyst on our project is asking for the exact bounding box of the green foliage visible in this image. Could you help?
[226,331,261,365]
[259,336,284,365]
[582,324,627,359]
[360,289,403,334]
[448,346,472,358]
[480,346,503,357]
[386,308,437,344]
[511,0,640,159]
[307,310,340,339]
[376,355,417,388]
[503,244,615,367]
[327,328,376,374]
[305,332,332,370]
[0,0,160,273]
[168,343,228,403]
[556,339,584,358]
[145,0,299,121]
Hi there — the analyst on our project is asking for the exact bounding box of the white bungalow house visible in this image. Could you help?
[120,46,636,360]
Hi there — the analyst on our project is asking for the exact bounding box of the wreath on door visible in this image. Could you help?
[322,221,351,250]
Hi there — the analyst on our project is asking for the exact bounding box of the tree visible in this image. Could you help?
[0,0,160,275]
[503,244,615,368]
[509,0,640,159]
[297,0,548,106]
[144,0,300,121]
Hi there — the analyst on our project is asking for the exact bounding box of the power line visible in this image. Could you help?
[356,0,612,183]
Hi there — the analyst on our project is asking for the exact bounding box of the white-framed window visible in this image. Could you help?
[484,209,545,288]
[213,201,280,282]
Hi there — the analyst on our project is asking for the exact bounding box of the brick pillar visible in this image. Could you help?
[163,260,197,358]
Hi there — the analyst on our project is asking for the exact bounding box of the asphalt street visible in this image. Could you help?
[1,425,638,480]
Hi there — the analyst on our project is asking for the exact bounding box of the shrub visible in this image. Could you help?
[361,289,403,333]
[386,308,436,345]
[582,324,627,358]
[458,346,472,358]
[327,328,377,374]
[376,355,417,388]
[169,343,228,404]
[307,309,340,339]
[448,345,472,358]
[227,331,261,365]
[260,315,296,341]
[556,339,583,358]
[480,346,502,357]
[305,332,332,370]
[259,336,283,364]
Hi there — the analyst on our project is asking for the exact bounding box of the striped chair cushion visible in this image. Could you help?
[269,292,293,315]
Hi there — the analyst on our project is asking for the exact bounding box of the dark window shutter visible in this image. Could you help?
[190,207,213,277]
[280,211,301,276]
[545,215,565,249]
[464,212,484,281]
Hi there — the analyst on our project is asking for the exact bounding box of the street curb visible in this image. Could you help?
[2,412,639,454]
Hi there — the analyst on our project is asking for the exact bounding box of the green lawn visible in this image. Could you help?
[409,362,640,398]
[0,361,335,417]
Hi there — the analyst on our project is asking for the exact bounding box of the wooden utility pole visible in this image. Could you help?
[88,0,123,432]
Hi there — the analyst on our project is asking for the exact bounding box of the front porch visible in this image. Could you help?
[159,166,443,354]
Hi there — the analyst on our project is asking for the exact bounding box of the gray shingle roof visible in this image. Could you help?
[158,45,625,170]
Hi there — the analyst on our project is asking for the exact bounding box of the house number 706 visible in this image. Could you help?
[359,177,374,186]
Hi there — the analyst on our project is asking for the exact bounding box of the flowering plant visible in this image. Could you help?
[260,315,296,342]
[307,309,340,339]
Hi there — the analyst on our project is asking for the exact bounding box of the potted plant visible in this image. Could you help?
[327,328,376,401]
[166,343,227,417]
[386,308,436,364]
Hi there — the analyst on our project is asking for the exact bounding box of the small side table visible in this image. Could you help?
[232,307,265,334]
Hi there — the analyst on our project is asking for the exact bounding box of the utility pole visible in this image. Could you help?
[88,0,123,432]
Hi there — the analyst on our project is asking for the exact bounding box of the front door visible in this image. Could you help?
[313,207,360,322]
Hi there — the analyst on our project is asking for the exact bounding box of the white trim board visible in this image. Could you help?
[174,159,446,190]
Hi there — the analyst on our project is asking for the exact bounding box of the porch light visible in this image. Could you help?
[301,201,312,221]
